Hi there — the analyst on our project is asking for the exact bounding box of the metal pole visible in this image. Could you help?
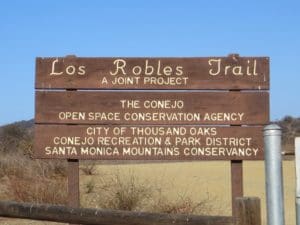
[295,137,300,225]
[264,124,285,225]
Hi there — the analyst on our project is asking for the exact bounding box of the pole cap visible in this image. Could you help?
[264,124,282,136]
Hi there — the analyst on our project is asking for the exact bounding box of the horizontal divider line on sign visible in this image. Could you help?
[34,122,268,126]
[34,123,265,126]
[35,88,270,91]
[34,89,270,92]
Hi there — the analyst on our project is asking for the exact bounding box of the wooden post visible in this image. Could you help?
[235,197,261,225]
[67,159,80,208]
[231,160,244,216]
[228,54,244,217]
[65,59,80,225]
[67,159,80,225]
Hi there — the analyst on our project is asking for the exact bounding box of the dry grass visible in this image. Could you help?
[81,161,295,225]
[0,153,67,179]
[0,152,67,205]
[81,169,219,215]
[153,193,215,215]
[80,161,97,175]
[96,172,152,211]
[7,176,67,204]
[0,159,296,225]
[85,179,95,194]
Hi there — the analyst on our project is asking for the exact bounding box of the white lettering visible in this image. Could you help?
[50,59,63,76]
[110,59,126,75]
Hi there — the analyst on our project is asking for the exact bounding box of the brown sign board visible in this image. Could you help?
[34,125,264,160]
[34,55,270,161]
[35,91,269,125]
[35,56,269,90]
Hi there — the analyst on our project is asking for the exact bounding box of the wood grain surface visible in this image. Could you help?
[35,56,269,90]
[34,125,264,160]
[35,91,269,125]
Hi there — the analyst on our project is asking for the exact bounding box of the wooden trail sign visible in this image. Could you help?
[34,125,264,160]
[35,91,269,125]
[34,55,269,160]
[35,57,269,90]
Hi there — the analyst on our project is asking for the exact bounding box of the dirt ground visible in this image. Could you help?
[0,160,295,225]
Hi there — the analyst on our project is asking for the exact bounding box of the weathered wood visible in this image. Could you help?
[230,96,244,217]
[35,56,269,90]
[34,125,264,160]
[235,197,261,225]
[67,159,80,207]
[67,159,80,225]
[65,84,81,225]
[0,201,235,225]
[35,91,269,125]
[231,160,244,217]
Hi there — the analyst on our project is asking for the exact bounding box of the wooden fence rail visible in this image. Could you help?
[0,197,260,225]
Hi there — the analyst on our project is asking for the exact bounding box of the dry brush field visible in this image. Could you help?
[0,160,296,225]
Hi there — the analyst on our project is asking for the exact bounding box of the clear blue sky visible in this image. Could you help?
[0,0,299,125]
